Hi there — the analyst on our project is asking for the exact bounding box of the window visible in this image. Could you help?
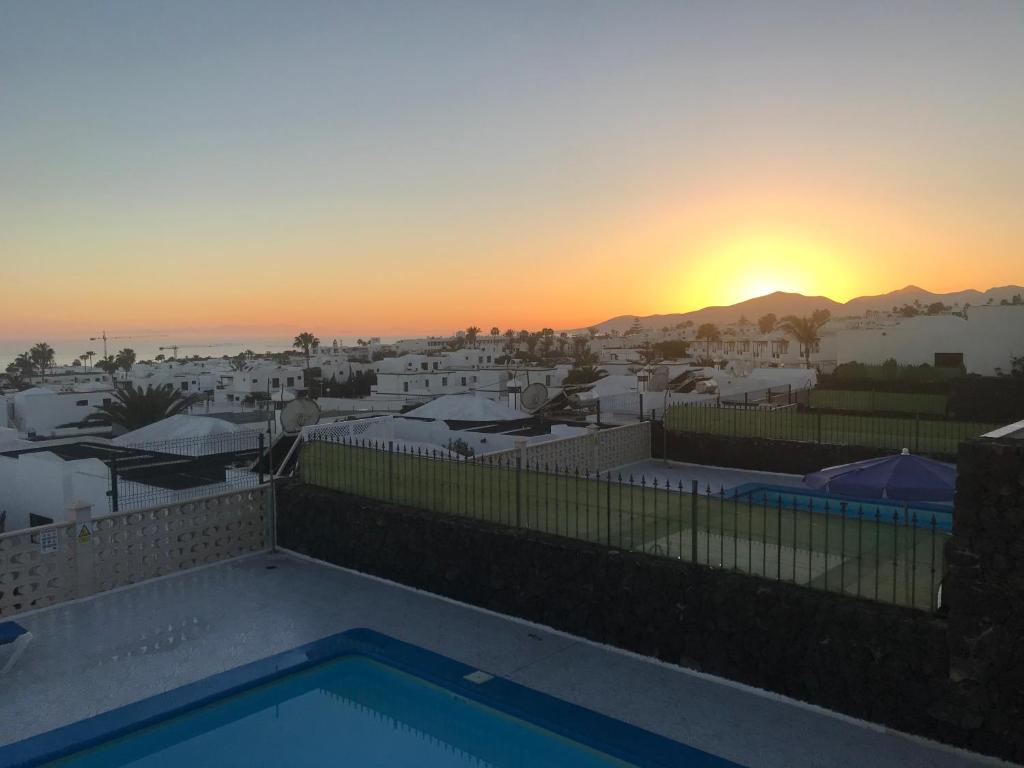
[432,362,439,370]
[442,377,448,386]
[421,362,428,370]
[460,376,467,386]
[471,376,477,384]
[545,375,552,386]
[486,356,492,363]
[272,378,280,388]
[286,377,295,387]
[102,398,112,406]
[403,382,409,392]
[76,399,88,406]
[181,382,189,391]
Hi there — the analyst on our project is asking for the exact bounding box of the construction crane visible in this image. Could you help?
[158,343,226,360]
[89,330,142,360]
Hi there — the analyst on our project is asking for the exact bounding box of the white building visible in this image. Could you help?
[1,385,116,438]
[834,305,1024,375]
[370,351,570,402]
[214,362,306,406]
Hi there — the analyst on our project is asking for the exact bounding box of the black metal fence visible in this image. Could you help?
[108,430,266,512]
[665,403,996,456]
[300,437,949,612]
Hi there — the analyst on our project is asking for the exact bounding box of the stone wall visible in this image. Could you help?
[940,437,1024,758]
[653,423,906,474]
[276,482,955,751]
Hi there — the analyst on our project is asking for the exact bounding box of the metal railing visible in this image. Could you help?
[107,430,266,512]
[808,389,949,416]
[300,437,949,612]
[664,403,996,456]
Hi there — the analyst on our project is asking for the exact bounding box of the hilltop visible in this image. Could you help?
[581,285,1023,334]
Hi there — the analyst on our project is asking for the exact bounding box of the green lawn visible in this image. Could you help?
[664,405,996,455]
[809,389,948,416]
[300,440,946,611]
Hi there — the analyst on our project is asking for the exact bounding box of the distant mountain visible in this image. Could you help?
[581,284,1024,334]
[842,285,1021,314]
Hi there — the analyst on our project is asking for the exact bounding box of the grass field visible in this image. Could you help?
[300,440,947,611]
[808,389,948,416]
[664,404,996,455]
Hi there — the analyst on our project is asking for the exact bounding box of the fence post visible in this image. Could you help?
[914,414,920,453]
[109,458,119,513]
[602,473,610,548]
[388,440,394,502]
[70,501,96,600]
[690,480,698,562]
[258,433,265,484]
[515,455,522,528]
[816,411,822,444]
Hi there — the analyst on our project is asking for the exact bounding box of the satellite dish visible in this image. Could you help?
[280,398,321,434]
[649,365,669,392]
[520,382,549,413]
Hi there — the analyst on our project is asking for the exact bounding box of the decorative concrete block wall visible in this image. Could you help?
[0,486,270,618]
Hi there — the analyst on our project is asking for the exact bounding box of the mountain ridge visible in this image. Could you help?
[580,284,1024,334]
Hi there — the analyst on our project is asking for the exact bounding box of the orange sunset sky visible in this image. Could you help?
[2,2,1022,340]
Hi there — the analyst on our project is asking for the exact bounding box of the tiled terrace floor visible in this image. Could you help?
[0,551,1006,768]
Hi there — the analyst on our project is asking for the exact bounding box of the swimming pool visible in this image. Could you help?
[729,483,953,532]
[0,629,737,768]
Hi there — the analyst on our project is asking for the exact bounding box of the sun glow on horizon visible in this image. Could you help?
[664,231,865,311]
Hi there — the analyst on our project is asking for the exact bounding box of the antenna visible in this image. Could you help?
[280,398,321,435]
[520,382,549,413]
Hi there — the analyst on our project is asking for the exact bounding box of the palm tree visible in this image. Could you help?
[695,323,720,358]
[96,355,119,376]
[489,326,500,336]
[115,348,136,381]
[293,332,320,370]
[465,326,481,348]
[82,350,96,372]
[82,383,201,433]
[503,328,517,357]
[29,342,55,380]
[12,352,35,379]
[778,314,829,368]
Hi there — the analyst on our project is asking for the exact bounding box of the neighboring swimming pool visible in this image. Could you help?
[0,629,737,768]
[729,483,953,532]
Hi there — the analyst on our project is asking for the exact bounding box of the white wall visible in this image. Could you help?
[0,453,109,531]
[835,306,1024,375]
[11,388,114,436]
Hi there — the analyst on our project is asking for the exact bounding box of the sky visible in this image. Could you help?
[2,0,1022,344]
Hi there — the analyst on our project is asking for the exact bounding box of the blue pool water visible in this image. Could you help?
[3,630,735,768]
[729,483,953,531]
[52,656,632,767]
[44,657,648,767]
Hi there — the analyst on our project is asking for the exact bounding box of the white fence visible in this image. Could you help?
[0,486,270,618]
[486,421,652,473]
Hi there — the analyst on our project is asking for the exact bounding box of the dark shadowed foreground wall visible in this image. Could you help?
[277,435,1024,762]
[653,423,907,474]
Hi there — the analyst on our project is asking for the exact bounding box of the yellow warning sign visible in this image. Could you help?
[77,524,93,544]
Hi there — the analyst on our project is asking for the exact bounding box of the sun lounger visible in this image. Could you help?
[0,621,32,675]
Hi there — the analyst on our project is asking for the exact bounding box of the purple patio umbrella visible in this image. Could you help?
[803,449,956,503]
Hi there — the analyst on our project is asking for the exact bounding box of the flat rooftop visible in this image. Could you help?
[0,552,1001,767]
